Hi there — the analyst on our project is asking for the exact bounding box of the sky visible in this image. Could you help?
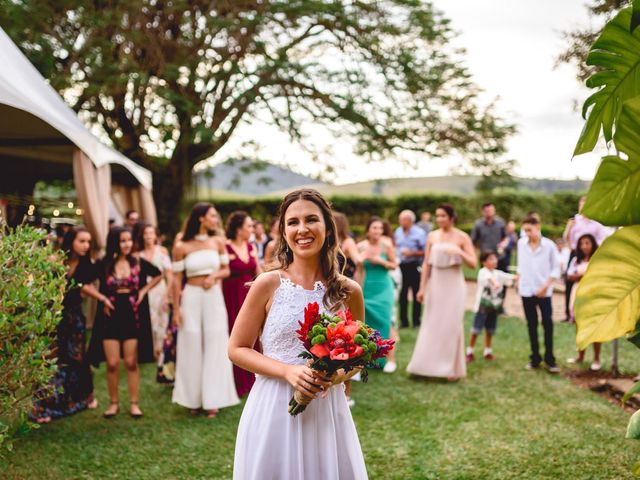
[198,0,607,185]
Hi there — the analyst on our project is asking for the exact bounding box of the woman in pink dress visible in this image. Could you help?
[223,211,262,397]
[407,204,477,380]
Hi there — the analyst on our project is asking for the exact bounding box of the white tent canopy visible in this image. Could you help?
[0,27,157,248]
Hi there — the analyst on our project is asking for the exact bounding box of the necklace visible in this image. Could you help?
[195,233,209,241]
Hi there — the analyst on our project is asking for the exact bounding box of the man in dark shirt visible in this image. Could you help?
[471,203,509,271]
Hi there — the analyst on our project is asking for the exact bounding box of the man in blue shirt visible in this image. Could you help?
[394,210,427,328]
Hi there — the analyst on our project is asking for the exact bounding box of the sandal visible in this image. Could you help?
[87,398,99,410]
[206,409,218,419]
[103,402,119,419]
[130,401,143,419]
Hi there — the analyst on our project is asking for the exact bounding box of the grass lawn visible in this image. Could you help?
[2,314,640,479]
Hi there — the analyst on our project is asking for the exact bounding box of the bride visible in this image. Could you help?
[228,189,368,480]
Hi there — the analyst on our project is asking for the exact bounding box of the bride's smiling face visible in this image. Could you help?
[284,199,327,259]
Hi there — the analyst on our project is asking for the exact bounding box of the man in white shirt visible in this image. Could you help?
[517,217,560,373]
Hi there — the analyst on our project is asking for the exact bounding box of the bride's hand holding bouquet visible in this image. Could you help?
[284,364,333,403]
[288,302,394,416]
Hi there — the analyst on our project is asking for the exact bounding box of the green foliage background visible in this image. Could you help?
[197,191,583,239]
[0,226,66,452]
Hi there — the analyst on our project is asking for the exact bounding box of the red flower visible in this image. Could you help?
[329,344,364,361]
[327,318,360,342]
[325,319,364,360]
[296,302,320,348]
[310,343,330,358]
[335,309,353,323]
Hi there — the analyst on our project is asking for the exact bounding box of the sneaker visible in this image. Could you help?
[484,353,495,361]
[590,361,602,371]
[466,352,475,363]
[347,397,355,408]
[547,364,561,374]
[525,362,540,370]
[383,361,397,373]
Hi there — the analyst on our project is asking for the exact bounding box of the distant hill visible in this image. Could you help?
[193,159,325,197]
[268,176,590,198]
[193,160,590,198]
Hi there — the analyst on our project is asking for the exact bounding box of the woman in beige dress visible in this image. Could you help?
[407,204,477,380]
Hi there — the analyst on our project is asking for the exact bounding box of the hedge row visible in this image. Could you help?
[195,192,582,239]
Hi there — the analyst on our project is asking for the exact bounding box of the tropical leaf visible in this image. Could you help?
[633,0,640,33]
[574,8,640,156]
[628,409,640,439]
[583,97,640,225]
[575,226,640,350]
[623,381,640,404]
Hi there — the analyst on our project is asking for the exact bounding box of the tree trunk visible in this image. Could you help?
[152,154,189,241]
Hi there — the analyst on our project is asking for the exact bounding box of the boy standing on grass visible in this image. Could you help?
[517,216,561,373]
[466,251,515,362]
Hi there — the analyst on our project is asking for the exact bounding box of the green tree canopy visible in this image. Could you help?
[1,0,514,233]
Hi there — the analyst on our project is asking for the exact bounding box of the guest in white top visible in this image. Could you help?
[171,202,240,418]
[517,216,560,372]
[466,251,515,362]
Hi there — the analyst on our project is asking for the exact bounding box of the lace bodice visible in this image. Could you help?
[261,276,327,366]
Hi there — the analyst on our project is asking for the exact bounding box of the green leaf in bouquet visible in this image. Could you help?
[575,226,640,350]
[583,97,640,226]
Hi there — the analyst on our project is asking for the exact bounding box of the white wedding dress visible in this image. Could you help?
[233,274,368,480]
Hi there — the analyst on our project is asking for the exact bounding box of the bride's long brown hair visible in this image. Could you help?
[268,189,350,311]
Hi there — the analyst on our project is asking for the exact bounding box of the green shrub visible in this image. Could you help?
[0,225,66,452]
[193,192,583,235]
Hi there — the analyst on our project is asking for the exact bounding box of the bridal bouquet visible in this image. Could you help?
[288,302,394,416]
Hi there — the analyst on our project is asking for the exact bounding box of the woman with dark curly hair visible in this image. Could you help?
[223,211,262,397]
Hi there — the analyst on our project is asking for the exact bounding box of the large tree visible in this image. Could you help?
[1,1,514,233]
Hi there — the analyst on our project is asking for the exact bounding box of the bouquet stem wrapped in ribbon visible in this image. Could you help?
[288,302,394,416]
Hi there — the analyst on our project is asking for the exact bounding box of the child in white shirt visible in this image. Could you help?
[466,251,515,362]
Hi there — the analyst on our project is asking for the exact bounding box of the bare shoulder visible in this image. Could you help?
[172,241,187,259]
[344,277,363,298]
[212,236,226,249]
[160,246,170,256]
[456,228,472,242]
[251,270,281,293]
[343,237,357,249]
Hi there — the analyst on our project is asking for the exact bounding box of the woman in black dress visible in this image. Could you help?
[94,227,161,419]
[31,227,113,423]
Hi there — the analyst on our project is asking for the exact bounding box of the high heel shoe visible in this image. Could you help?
[103,402,119,419]
[130,401,143,419]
